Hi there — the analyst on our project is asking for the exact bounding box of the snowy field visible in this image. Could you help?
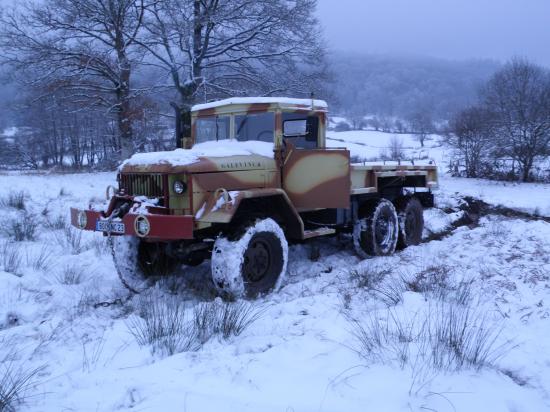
[1,131,550,411]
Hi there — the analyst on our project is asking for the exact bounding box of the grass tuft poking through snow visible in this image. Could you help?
[43,215,66,231]
[25,245,53,272]
[127,293,265,356]
[127,294,198,355]
[0,191,27,211]
[54,263,87,285]
[4,213,38,242]
[1,242,22,276]
[0,348,44,412]
[348,301,512,373]
[55,226,86,255]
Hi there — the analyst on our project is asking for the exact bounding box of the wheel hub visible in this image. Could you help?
[243,239,272,282]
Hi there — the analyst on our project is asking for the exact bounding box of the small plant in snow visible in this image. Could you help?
[0,191,27,211]
[127,294,198,355]
[55,264,86,285]
[0,349,44,412]
[25,245,52,272]
[1,242,22,276]
[44,215,66,231]
[348,302,511,373]
[372,275,406,306]
[55,226,86,255]
[349,264,392,290]
[127,293,264,356]
[193,299,265,342]
[58,187,70,197]
[5,213,38,242]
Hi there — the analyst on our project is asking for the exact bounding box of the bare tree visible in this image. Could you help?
[448,106,496,178]
[482,59,550,182]
[139,0,326,116]
[0,0,149,159]
[408,110,434,147]
[388,135,404,160]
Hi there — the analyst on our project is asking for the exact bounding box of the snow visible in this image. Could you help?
[121,140,274,167]
[1,126,18,138]
[192,97,328,111]
[327,130,446,164]
[2,131,550,411]
[439,175,550,217]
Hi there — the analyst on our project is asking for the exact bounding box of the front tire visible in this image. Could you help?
[353,199,399,259]
[211,218,288,298]
[111,236,177,293]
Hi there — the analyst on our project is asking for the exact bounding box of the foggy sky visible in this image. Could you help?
[317,0,550,65]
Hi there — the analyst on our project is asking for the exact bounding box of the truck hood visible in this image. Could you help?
[119,141,276,174]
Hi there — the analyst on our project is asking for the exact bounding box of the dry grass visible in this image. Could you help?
[127,293,265,356]
[0,191,26,211]
[0,347,44,412]
[348,302,511,373]
[4,214,38,242]
[1,242,22,276]
[54,264,87,285]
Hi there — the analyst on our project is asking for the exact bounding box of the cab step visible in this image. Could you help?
[303,227,336,239]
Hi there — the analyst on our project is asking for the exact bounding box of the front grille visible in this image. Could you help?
[119,173,166,199]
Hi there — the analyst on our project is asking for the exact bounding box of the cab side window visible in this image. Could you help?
[282,113,319,149]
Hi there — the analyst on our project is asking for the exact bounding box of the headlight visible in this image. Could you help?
[77,211,88,229]
[134,215,151,237]
[173,180,187,194]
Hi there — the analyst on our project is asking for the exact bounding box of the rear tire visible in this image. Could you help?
[353,199,398,259]
[211,218,288,298]
[396,197,424,249]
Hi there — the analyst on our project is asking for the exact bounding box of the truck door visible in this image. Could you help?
[281,114,350,210]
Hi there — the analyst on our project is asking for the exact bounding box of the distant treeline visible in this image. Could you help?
[329,52,499,122]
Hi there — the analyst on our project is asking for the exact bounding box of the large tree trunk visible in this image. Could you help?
[117,50,134,160]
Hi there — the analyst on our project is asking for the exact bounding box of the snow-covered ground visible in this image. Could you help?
[1,131,550,411]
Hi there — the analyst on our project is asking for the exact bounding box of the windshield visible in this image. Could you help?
[195,116,230,144]
[235,112,274,143]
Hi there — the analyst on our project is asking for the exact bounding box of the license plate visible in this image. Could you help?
[96,220,125,234]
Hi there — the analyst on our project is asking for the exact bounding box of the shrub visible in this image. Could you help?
[55,264,86,285]
[388,135,404,160]
[127,294,197,356]
[193,300,265,342]
[1,242,22,276]
[349,302,510,373]
[5,214,38,242]
[127,294,264,356]
[25,245,52,272]
[0,191,26,210]
[349,264,392,290]
[373,275,406,306]
[44,215,66,231]
[55,226,85,255]
[0,349,44,412]
[334,121,351,132]
[401,265,474,305]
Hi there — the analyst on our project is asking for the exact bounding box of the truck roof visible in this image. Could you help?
[192,97,328,115]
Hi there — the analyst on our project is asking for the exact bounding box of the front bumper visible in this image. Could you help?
[70,207,194,240]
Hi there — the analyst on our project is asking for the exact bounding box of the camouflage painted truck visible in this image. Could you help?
[71,97,438,297]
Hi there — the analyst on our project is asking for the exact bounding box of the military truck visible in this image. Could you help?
[71,97,438,297]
